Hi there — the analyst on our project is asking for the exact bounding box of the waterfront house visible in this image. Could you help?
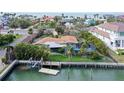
[90,22,124,52]
[33,36,79,53]
[33,36,78,53]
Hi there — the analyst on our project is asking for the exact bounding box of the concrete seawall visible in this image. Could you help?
[0,60,18,81]
[18,60,124,69]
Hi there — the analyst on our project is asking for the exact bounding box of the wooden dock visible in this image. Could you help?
[39,68,60,75]
[18,60,61,68]
[42,62,61,67]
[18,60,124,69]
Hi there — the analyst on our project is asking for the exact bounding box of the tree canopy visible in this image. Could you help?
[14,43,50,60]
[0,34,15,46]
[55,26,64,35]
[9,17,32,29]
[80,31,108,55]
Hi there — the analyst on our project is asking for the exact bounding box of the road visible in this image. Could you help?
[0,29,29,35]
[6,35,28,47]
[0,49,6,72]
[0,28,38,35]
[0,30,30,71]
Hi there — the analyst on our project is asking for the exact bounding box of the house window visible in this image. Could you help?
[111,42,113,46]
[120,32,124,36]
[122,40,124,47]
[115,40,121,47]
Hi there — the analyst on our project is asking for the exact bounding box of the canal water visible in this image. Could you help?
[5,66,124,81]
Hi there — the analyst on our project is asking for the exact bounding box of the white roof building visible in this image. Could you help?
[90,22,124,52]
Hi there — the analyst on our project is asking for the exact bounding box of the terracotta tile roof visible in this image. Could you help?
[90,27,110,39]
[99,22,124,32]
[33,36,78,45]
[61,36,78,43]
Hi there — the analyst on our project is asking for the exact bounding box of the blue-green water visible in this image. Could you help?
[5,67,124,81]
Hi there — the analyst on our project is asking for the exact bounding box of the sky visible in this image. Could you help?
[0,0,124,12]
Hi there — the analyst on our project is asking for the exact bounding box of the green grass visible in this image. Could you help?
[15,34,22,39]
[109,49,124,63]
[40,34,53,38]
[48,54,111,62]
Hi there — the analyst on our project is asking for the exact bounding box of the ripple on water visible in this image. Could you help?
[5,66,124,81]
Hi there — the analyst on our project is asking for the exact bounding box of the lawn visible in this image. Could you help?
[15,34,22,39]
[48,54,112,62]
[109,49,124,63]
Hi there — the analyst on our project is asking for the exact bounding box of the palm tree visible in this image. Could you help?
[79,42,87,56]
[84,14,87,19]
[62,13,64,18]
[93,14,97,19]
[0,12,3,16]
[95,14,99,19]
[66,45,73,60]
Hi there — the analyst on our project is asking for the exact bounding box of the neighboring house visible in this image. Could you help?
[64,22,74,29]
[43,29,58,36]
[90,22,124,52]
[60,18,74,25]
[84,19,96,26]
[117,15,124,21]
[22,33,38,43]
[41,16,54,22]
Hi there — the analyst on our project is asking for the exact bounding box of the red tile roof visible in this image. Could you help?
[99,22,124,32]
[90,27,110,39]
[61,36,78,43]
[33,36,78,45]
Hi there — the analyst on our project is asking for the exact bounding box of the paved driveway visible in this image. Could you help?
[0,29,29,35]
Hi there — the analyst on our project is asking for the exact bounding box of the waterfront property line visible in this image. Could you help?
[17,60,124,69]
[1,60,124,81]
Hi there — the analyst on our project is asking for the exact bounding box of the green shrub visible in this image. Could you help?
[1,57,7,64]
[0,34,15,46]
[28,28,33,34]
[80,31,108,55]
[117,49,124,55]
[90,51,101,60]
[14,43,50,60]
